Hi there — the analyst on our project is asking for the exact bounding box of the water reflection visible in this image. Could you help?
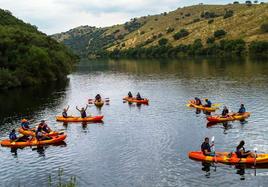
[200,162,268,180]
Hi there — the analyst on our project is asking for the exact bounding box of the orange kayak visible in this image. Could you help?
[56,115,104,122]
[187,100,218,112]
[0,134,67,148]
[18,127,62,137]
[189,151,268,165]
[207,112,250,123]
[123,97,149,104]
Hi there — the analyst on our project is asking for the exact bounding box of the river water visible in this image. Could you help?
[0,57,268,187]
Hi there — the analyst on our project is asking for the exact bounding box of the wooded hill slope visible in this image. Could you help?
[52,3,268,57]
[0,9,77,89]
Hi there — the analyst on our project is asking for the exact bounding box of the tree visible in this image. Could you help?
[245,1,252,5]
[233,1,240,4]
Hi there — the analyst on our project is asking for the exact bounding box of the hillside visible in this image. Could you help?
[52,3,268,57]
[0,9,77,89]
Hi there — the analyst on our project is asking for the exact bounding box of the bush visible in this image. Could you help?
[201,11,219,19]
[166,27,175,33]
[214,29,227,38]
[173,29,190,40]
[185,13,191,17]
[260,23,268,33]
[163,12,167,16]
[233,1,239,4]
[206,37,215,44]
[223,10,234,19]
[249,41,268,54]
[193,18,201,23]
[140,31,145,35]
[158,33,163,38]
[208,19,214,24]
[158,38,168,46]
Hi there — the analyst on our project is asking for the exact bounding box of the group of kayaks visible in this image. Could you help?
[186,99,268,166]
[187,100,250,123]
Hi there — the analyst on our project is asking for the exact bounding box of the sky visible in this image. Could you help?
[0,0,260,34]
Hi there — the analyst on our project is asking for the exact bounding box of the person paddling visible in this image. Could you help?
[236,140,256,158]
[201,137,215,156]
[136,92,143,100]
[128,91,133,98]
[204,99,212,107]
[237,104,246,114]
[221,106,229,117]
[21,119,30,130]
[76,105,89,118]
[194,97,202,105]
[38,120,51,133]
[9,129,17,141]
[9,129,29,142]
[62,105,70,118]
[95,94,101,102]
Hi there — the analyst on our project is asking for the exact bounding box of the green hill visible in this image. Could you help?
[52,3,268,58]
[0,9,77,89]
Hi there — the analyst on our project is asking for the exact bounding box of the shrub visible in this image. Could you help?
[208,19,214,24]
[158,33,163,38]
[154,18,158,21]
[260,23,268,33]
[163,12,167,16]
[175,18,180,21]
[233,1,240,4]
[140,31,145,35]
[201,11,219,19]
[223,10,234,19]
[185,13,191,17]
[214,29,227,38]
[193,18,201,23]
[206,37,215,44]
[166,27,175,33]
[173,29,190,40]
[158,38,168,46]
[249,41,268,54]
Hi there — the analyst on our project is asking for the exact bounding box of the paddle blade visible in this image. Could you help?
[211,136,215,142]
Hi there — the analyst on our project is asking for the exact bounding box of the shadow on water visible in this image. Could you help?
[0,80,69,126]
[9,141,67,158]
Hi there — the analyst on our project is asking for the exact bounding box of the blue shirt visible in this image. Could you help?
[206,100,212,107]
[21,122,30,130]
[9,132,17,140]
[238,106,246,113]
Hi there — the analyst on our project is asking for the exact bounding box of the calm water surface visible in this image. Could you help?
[0,58,268,187]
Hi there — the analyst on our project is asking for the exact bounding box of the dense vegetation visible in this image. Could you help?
[0,9,77,89]
[101,40,268,58]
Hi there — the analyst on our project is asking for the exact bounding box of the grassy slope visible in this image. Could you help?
[52,4,268,54]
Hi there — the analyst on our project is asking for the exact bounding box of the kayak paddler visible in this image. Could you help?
[204,99,212,107]
[95,94,101,102]
[236,140,256,158]
[38,120,51,133]
[76,105,89,118]
[237,104,246,114]
[136,92,142,100]
[62,105,70,118]
[194,97,202,105]
[128,91,133,98]
[201,137,215,156]
[221,106,229,117]
[21,119,30,130]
